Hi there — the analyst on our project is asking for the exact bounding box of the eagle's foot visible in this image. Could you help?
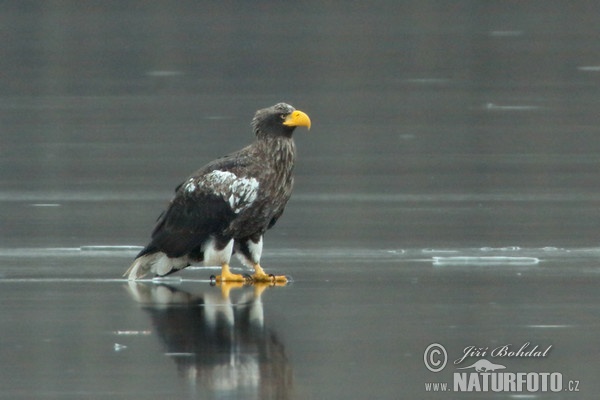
[252,264,288,285]
[214,264,250,283]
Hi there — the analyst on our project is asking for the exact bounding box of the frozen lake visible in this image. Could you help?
[2,1,600,398]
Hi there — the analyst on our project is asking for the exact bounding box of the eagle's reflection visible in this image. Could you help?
[126,282,292,399]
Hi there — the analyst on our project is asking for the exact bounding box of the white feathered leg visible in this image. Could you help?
[203,236,246,282]
[234,236,286,283]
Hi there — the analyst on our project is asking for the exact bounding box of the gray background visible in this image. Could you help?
[1,1,600,398]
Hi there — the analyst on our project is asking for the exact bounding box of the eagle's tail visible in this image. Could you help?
[124,252,188,280]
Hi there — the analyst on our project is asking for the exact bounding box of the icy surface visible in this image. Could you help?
[3,1,600,399]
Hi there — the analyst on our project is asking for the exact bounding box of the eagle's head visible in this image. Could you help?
[252,103,311,138]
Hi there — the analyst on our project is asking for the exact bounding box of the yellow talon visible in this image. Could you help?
[251,264,288,285]
[215,264,247,283]
[272,275,288,284]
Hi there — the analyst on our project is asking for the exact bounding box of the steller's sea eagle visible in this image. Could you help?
[124,103,311,283]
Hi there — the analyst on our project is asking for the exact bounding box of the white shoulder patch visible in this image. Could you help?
[185,170,259,214]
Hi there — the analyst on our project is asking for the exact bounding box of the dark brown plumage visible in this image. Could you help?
[125,103,311,282]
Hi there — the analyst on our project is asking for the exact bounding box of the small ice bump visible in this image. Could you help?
[485,103,539,111]
[480,246,521,252]
[152,276,183,283]
[114,330,152,336]
[578,66,600,72]
[113,343,128,352]
[433,256,540,266]
[422,249,460,253]
[541,247,562,252]
[501,246,521,251]
[146,70,184,77]
[526,325,572,329]
[387,249,406,255]
[80,245,144,252]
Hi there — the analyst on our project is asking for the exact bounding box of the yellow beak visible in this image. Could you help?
[283,110,311,130]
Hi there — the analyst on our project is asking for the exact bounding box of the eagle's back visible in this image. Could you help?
[141,135,296,260]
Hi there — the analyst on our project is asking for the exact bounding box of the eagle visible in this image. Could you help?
[124,103,311,283]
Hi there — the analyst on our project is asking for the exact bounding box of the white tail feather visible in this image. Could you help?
[124,252,188,280]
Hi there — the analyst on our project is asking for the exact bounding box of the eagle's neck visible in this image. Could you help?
[254,135,296,189]
[257,135,296,171]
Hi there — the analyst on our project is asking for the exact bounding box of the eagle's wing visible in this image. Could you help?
[145,191,235,258]
[141,152,257,258]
